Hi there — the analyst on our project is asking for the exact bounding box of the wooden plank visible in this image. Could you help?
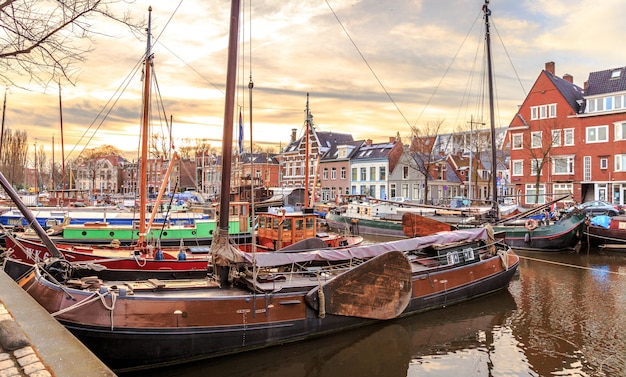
[305,250,412,320]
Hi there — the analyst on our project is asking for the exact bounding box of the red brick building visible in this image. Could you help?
[508,61,626,206]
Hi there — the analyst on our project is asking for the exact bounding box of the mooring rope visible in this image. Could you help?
[518,255,626,276]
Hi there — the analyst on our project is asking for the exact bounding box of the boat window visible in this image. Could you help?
[463,248,475,260]
[306,218,315,230]
[282,218,291,230]
[295,219,304,230]
[446,251,460,265]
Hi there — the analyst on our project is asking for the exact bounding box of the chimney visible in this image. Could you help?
[545,61,555,76]
[563,74,573,83]
[291,128,297,143]
[366,139,373,146]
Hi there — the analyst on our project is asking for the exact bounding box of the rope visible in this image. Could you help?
[51,288,118,330]
[518,255,626,276]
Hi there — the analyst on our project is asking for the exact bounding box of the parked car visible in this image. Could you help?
[574,200,624,216]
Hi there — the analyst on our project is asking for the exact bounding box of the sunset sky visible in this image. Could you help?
[6,0,625,164]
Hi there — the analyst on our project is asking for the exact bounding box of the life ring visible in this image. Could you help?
[525,219,538,231]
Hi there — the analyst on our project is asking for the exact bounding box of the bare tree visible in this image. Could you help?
[0,0,143,87]
[519,120,560,204]
[408,120,445,204]
[0,128,28,187]
[77,144,122,193]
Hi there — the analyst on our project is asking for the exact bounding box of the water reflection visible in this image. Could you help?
[121,247,626,377]
[510,249,626,376]
[122,291,518,377]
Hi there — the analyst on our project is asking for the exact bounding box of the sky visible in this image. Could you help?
[6,0,626,164]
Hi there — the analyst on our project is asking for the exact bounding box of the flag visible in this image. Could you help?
[238,109,244,155]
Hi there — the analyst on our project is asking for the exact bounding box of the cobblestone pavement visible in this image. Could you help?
[0,303,52,377]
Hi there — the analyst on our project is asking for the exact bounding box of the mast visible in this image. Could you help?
[304,93,310,208]
[248,75,256,255]
[483,0,498,220]
[212,0,244,286]
[0,90,6,157]
[59,81,66,203]
[138,6,153,248]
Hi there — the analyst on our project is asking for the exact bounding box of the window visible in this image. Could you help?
[401,183,409,198]
[322,168,328,180]
[525,184,546,205]
[351,168,357,181]
[530,104,557,120]
[586,125,608,143]
[615,154,626,172]
[512,134,523,150]
[553,183,572,198]
[531,159,541,176]
[615,122,626,141]
[584,156,591,181]
[549,104,557,118]
[341,167,346,179]
[360,167,366,181]
[403,166,409,179]
[331,167,337,180]
[390,183,397,198]
[552,155,574,174]
[512,160,523,176]
[564,128,574,146]
[379,167,386,180]
[600,158,608,170]
[531,131,542,148]
[551,130,561,147]
[370,167,376,181]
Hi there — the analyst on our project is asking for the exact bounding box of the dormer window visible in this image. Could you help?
[611,69,622,79]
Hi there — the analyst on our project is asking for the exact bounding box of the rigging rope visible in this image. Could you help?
[518,255,626,276]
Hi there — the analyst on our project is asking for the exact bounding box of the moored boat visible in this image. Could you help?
[11,226,518,371]
[583,215,626,250]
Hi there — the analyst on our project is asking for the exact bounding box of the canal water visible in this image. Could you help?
[122,244,626,377]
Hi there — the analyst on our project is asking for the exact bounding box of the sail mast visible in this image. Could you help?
[483,0,498,220]
[210,0,245,286]
[138,6,153,248]
[304,93,310,208]
[59,81,66,203]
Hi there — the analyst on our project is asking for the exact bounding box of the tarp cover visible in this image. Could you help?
[241,227,489,267]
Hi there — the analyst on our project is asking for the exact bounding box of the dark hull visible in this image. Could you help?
[17,248,519,372]
[584,225,626,250]
[493,213,586,251]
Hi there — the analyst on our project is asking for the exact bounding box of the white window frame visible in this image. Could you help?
[531,131,542,148]
[551,155,574,175]
[525,184,546,205]
[549,103,557,118]
[551,130,561,147]
[512,133,523,150]
[600,158,608,170]
[615,154,626,172]
[584,156,591,181]
[564,128,575,146]
[530,104,557,120]
[512,160,523,176]
[586,125,608,143]
[614,121,626,141]
[531,158,541,176]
